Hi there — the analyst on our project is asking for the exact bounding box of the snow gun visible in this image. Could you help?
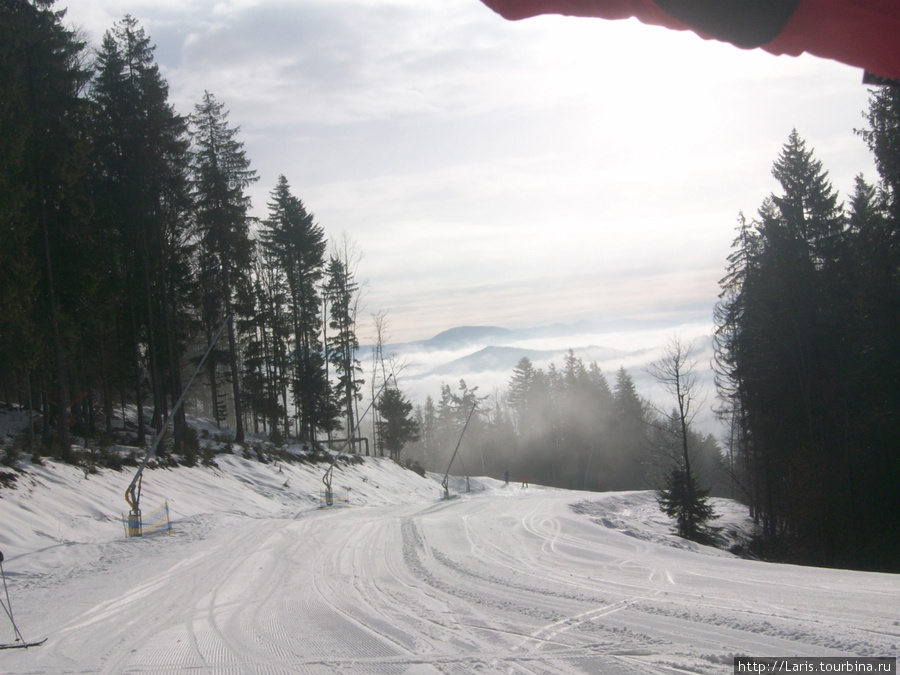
[441,401,477,500]
[321,374,394,506]
[125,313,230,535]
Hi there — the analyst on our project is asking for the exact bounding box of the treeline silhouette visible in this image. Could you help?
[0,6,370,462]
[714,89,900,572]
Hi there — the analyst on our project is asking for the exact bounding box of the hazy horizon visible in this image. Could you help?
[356,317,722,437]
[62,0,878,348]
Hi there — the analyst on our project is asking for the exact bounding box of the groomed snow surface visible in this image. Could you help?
[1,423,898,673]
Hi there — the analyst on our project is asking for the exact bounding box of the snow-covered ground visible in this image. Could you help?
[0,414,898,673]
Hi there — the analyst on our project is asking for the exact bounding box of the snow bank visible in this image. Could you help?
[0,447,441,567]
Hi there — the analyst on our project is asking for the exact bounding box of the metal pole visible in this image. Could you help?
[441,401,477,499]
[322,374,394,505]
[125,313,231,518]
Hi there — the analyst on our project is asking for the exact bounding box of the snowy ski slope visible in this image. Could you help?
[0,449,897,674]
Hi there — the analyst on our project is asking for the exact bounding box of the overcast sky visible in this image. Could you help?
[64,0,878,346]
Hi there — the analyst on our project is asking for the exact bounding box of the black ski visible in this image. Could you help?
[0,637,47,650]
[1,550,44,651]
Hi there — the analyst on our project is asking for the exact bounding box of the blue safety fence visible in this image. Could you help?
[122,500,172,538]
[319,490,351,508]
[442,475,474,499]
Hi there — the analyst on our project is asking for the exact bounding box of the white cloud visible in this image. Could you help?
[63,0,878,354]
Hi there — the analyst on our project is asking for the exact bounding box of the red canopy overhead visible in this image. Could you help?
[480,0,900,81]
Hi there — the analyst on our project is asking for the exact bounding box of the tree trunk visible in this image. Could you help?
[142,245,163,434]
[164,276,185,453]
[26,370,34,454]
[226,312,244,444]
[100,332,113,434]
[39,183,70,461]
[205,320,221,429]
[128,286,146,445]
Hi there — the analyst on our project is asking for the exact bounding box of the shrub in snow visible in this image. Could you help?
[657,467,719,544]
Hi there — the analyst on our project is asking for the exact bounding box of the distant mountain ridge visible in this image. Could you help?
[425,344,632,377]
[398,321,608,351]
[356,322,644,383]
[411,325,523,350]
[357,322,721,436]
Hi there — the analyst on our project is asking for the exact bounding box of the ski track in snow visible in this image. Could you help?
[1,457,898,674]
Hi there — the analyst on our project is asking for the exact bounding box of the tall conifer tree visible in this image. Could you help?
[91,15,193,449]
[190,91,257,445]
[1,0,92,458]
[261,176,336,442]
[325,248,364,445]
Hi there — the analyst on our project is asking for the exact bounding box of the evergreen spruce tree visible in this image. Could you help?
[657,467,718,542]
[242,246,287,438]
[771,129,844,266]
[859,85,900,224]
[90,15,193,450]
[0,0,41,427]
[712,122,900,569]
[261,176,336,442]
[325,249,364,446]
[375,387,420,461]
[190,91,257,445]
[507,357,539,436]
[420,395,438,464]
[849,85,900,570]
[1,0,92,459]
[713,214,761,506]
[254,241,293,438]
[611,367,651,488]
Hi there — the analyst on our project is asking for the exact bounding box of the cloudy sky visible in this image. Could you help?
[64,0,877,348]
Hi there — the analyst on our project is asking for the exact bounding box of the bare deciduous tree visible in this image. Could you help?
[647,335,716,541]
[647,336,703,476]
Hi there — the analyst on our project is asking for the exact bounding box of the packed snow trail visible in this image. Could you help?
[1,464,898,674]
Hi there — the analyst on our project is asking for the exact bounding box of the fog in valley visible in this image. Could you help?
[371,322,727,496]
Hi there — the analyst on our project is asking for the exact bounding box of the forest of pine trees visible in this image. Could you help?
[714,88,900,572]
[0,4,368,459]
[403,353,726,500]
